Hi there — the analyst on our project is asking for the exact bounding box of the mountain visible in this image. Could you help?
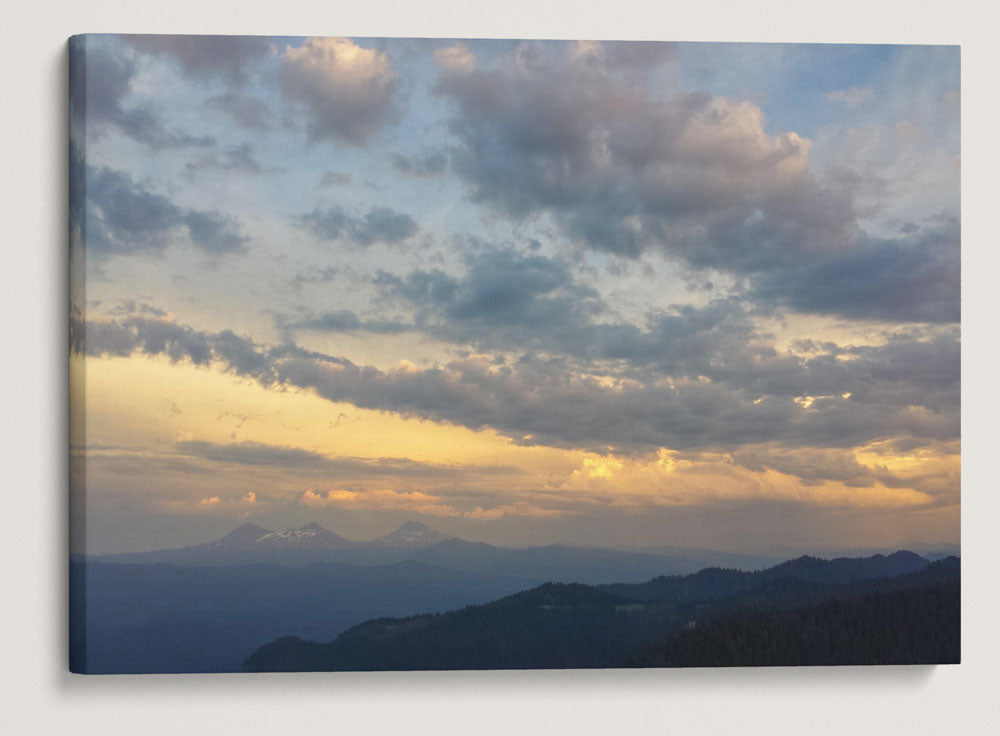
[242,551,954,672]
[600,550,930,604]
[373,521,455,547]
[92,521,716,581]
[97,520,362,566]
[212,522,274,547]
[243,582,639,672]
[625,558,961,667]
[405,538,705,584]
[252,521,355,550]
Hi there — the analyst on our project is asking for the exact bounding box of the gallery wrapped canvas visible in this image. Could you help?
[68,34,960,674]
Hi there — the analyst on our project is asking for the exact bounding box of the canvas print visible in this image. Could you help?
[68,35,960,674]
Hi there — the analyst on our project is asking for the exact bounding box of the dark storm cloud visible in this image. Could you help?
[432,42,959,324]
[69,40,214,150]
[77,313,959,456]
[121,34,272,84]
[298,206,418,246]
[84,166,248,255]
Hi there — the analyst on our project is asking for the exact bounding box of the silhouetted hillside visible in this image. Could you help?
[242,551,956,672]
[626,573,959,667]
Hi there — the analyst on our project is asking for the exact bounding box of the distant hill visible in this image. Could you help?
[242,551,957,672]
[92,521,725,582]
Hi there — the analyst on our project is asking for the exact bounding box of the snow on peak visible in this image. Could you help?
[374,521,453,547]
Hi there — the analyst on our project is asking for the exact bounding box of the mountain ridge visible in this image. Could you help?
[241,551,955,672]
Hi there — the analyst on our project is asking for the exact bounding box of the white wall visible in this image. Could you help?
[3,2,997,734]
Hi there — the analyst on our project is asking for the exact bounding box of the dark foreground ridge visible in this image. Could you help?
[242,553,960,671]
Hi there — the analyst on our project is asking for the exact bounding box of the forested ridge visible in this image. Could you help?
[242,553,959,671]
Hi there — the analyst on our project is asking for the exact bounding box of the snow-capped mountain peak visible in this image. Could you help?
[250,522,353,549]
[374,521,454,547]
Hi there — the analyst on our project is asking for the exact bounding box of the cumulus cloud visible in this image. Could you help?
[281,37,399,146]
[301,488,458,517]
[367,246,761,369]
[297,205,418,246]
[435,42,819,261]
[184,142,268,177]
[431,41,958,323]
[557,448,936,510]
[749,217,960,323]
[69,40,214,150]
[433,43,477,75]
[121,34,272,83]
[83,165,248,255]
[205,91,275,131]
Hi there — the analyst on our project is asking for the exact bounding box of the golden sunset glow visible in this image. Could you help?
[70,35,960,555]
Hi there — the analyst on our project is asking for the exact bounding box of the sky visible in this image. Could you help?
[68,35,960,555]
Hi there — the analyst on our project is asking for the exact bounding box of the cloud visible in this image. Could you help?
[69,40,214,150]
[121,34,272,83]
[319,171,353,188]
[84,165,248,255]
[184,143,268,177]
[367,247,772,374]
[177,440,333,468]
[281,37,399,146]
[749,218,960,324]
[732,446,880,487]
[77,313,959,455]
[557,449,936,510]
[431,41,958,323]
[173,439,517,478]
[390,150,449,177]
[297,206,418,246]
[106,300,169,317]
[825,87,873,107]
[371,246,603,351]
[300,489,571,519]
[291,309,414,334]
[433,43,477,75]
[435,42,818,262]
[205,92,275,131]
[301,488,459,517]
